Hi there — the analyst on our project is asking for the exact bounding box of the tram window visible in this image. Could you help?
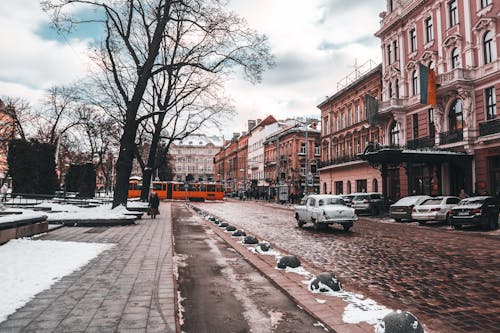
[153,183,162,190]
[200,184,207,191]
[207,184,215,192]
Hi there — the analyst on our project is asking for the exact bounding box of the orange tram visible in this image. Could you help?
[128,179,224,201]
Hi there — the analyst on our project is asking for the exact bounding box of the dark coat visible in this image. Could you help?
[149,195,160,209]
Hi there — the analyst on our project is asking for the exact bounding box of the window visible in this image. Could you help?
[387,45,392,65]
[335,181,343,195]
[356,179,367,193]
[348,109,352,126]
[448,0,458,27]
[315,144,320,155]
[412,70,418,96]
[355,105,360,123]
[341,113,345,129]
[451,47,460,68]
[347,181,352,194]
[300,143,306,154]
[483,31,494,64]
[485,87,496,120]
[390,122,400,146]
[481,0,492,8]
[373,179,379,192]
[425,17,433,43]
[389,82,393,98]
[449,99,464,131]
[428,108,435,137]
[393,40,398,61]
[388,0,393,12]
[409,28,417,52]
[413,113,419,139]
[395,79,400,98]
[300,164,306,175]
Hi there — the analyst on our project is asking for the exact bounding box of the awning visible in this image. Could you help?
[358,147,472,165]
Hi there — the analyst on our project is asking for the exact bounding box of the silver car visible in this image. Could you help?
[411,196,461,224]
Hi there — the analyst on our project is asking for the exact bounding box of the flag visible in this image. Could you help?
[420,63,437,105]
[364,94,378,125]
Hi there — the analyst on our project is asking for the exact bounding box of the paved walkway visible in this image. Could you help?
[0,204,177,333]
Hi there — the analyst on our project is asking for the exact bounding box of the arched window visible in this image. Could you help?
[323,182,327,194]
[347,181,352,194]
[389,82,393,98]
[451,47,460,68]
[395,79,400,98]
[483,31,494,64]
[390,122,400,146]
[448,99,464,131]
[412,70,418,95]
[373,179,379,192]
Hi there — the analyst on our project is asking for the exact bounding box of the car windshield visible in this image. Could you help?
[353,195,369,200]
[459,198,485,206]
[394,196,426,205]
[421,198,443,205]
[318,198,344,206]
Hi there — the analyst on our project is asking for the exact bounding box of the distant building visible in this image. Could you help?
[170,134,224,182]
[0,99,16,183]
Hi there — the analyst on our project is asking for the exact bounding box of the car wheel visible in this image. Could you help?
[452,223,462,230]
[418,221,426,225]
[342,223,352,231]
[312,219,320,231]
[394,218,402,222]
[295,214,304,228]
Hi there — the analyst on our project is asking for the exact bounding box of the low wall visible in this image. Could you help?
[0,218,49,245]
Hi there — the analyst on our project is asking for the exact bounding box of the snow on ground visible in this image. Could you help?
[0,238,114,323]
[0,212,47,225]
[126,201,149,209]
[46,204,135,221]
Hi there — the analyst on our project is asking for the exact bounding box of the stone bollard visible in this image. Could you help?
[277,255,301,269]
[232,230,246,237]
[243,236,259,244]
[376,311,424,333]
[256,242,271,252]
[219,222,229,227]
[309,272,342,292]
[225,225,237,232]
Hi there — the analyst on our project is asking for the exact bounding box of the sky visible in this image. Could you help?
[0,0,385,140]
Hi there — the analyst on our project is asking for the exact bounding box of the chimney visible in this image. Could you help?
[257,118,262,124]
[248,120,257,131]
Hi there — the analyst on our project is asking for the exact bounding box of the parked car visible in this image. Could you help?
[411,196,461,224]
[342,193,360,207]
[351,192,385,215]
[389,195,431,222]
[449,196,500,230]
[295,194,357,231]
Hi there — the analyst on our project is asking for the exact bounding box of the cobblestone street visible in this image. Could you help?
[195,200,500,333]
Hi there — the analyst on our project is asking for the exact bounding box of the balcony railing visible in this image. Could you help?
[479,118,500,137]
[407,136,435,149]
[439,129,463,145]
[437,68,473,87]
[379,98,406,111]
[319,155,361,168]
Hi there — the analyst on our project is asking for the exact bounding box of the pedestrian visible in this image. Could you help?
[148,192,160,219]
[458,188,469,199]
[1,183,8,202]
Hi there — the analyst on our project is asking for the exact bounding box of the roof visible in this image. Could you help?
[173,134,224,147]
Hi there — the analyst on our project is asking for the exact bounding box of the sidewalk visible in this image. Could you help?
[0,204,177,333]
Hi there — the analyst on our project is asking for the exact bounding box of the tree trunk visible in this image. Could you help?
[112,120,137,208]
[140,113,166,201]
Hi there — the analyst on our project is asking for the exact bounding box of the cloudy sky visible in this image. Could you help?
[0,0,385,139]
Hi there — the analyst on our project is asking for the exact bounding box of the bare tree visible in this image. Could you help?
[43,0,273,207]
[0,97,37,141]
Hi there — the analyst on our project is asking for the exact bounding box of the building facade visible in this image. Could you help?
[369,0,500,198]
[170,134,223,182]
[318,64,384,197]
[264,120,321,199]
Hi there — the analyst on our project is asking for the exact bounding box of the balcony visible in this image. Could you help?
[479,118,500,137]
[379,98,406,114]
[439,129,463,145]
[319,155,360,168]
[437,68,473,89]
[407,136,435,150]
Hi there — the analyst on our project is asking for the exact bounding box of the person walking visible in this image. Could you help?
[148,192,160,219]
[1,183,8,202]
[459,188,469,199]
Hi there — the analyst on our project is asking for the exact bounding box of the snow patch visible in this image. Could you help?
[313,321,330,332]
[316,298,327,304]
[0,239,114,323]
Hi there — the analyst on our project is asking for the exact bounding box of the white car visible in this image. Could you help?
[411,196,461,224]
[295,194,357,231]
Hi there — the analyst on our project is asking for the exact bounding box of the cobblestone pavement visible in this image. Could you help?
[196,200,500,333]
[0,204,176,333]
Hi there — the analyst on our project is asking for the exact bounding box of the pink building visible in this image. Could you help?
[367,0,500,198]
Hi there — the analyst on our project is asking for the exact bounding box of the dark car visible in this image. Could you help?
[389,195,430,222]
[342,193,358,207]
[449,196,500,230]
[351,192,385,215]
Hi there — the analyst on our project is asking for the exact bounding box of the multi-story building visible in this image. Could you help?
[367,0,500,198]
[0,99,16,183]
[264,119,321,198]
[247,116,280,191]
[170,133,223,182]
[318,63,384,197]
